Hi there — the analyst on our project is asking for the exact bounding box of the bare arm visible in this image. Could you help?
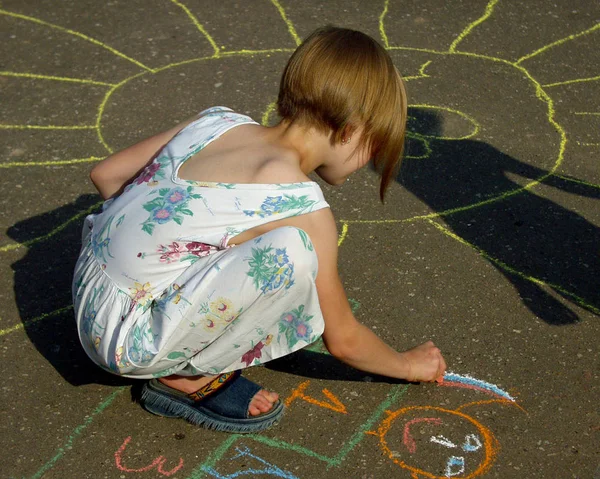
[90,117,196,200]
[286,208,446,381]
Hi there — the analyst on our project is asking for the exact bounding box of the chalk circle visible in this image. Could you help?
[377,406,498,479]
[97,54,289,153]
[96,48,563,218]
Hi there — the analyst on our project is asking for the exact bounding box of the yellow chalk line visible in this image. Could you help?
[0,156,103,168]
[261,101,278,126]
[220,48,295,57]
[577,142,600,147]
[0,124,95,130]
[574,112,600,116]
[390,47,567,219]
[0,9,153,72]
[379,0,390,49]
[543,74,600,88]
[150,49,294,74]
[404,132,432,160]
[336,220,599,314]
[94,48,294,153]
[89,44,568,234]
[95,71,147,154]
[425,218,600,315]
[1,42,569,241]
[338,222,349,247]
[409,103,480,140]
[403,102,479,158]
[169,0,220,57]
[0,200,102,253]
[269,0,301,46]
[403,60,432,81]
[554,174,600,190]
[516,22,600,64]
[449,0,500,53]
[0,305,73,337]
[0,71,116,87]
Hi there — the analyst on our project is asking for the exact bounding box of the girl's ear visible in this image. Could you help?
[340,124,356,144]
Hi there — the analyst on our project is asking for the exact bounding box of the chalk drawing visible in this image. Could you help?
[169,0,220,57]
[403,418,443,453]
[115,436,184,476]
[0,9,152,71]
[202,446,298,479]
[448,0,500,53]
[445,456,466,477]
[371,406,498,478]
[515,23,600,65]
[543,75,600,88]
[363,370,526,478]
[462,434,483,452]
[284,380,348,414]
[430,435,458,449]
[0,70,116,86]
[29,388,125,479]
[440,372,515,402]
[2,0,597,477]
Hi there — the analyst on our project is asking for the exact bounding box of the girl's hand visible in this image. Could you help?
[400,341,447,382]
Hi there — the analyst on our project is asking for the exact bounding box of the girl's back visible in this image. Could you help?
[88,107,329,297]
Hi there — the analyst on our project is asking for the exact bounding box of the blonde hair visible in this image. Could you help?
[277,26,407,201]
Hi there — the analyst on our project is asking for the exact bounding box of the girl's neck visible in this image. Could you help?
[265,120,330,176]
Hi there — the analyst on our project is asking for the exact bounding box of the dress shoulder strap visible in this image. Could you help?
[164,106,258,172]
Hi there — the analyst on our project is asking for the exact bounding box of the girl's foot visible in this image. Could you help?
[400,341,447,382]
[158,374,279,416]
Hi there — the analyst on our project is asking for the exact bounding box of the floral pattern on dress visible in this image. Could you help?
[91,215,115,264]
[135,158,167,186]
[129,281,153,309]
[151,283,191,321]
[156,240,219,264]
[278,305,315,348]
[140,186,202,235]
[297,229,314,251]
[114,346,130,371]
[81,285,105,350]
[157,242,183,263]
[245,245,294,293]
[243,195,317,218]
[241,334,273,367]
[127,316,157,365]
[74,108,329,379]
[197,297,243,332]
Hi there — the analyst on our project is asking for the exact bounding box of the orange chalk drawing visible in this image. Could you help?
[371,406,498,479]
[284,380,348,414]
[115,436,184,476]
[364,373,527,477]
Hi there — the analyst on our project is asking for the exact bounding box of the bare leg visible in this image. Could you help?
[158,375,279,416]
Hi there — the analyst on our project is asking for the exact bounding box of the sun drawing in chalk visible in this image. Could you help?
[366,372,525,478]
[1,0,599,327]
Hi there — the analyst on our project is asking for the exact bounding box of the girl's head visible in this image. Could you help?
[277,26,407,201]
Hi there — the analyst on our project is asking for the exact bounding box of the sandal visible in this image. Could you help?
[139,371,284,433]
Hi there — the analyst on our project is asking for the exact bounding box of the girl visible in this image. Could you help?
[73,26,446,433]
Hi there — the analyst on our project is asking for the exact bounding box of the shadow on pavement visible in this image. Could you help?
[8,194,131,386]
[9,108,599,388]
[266,349,408,384]
[397,108,600,325]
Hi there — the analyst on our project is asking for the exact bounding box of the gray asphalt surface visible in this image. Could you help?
[1,1,599,478]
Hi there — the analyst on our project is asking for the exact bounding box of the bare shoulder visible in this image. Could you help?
[254,147,310,184]
[278,207,339,259]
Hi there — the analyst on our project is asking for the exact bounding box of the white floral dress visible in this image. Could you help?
[72,107,329,379]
